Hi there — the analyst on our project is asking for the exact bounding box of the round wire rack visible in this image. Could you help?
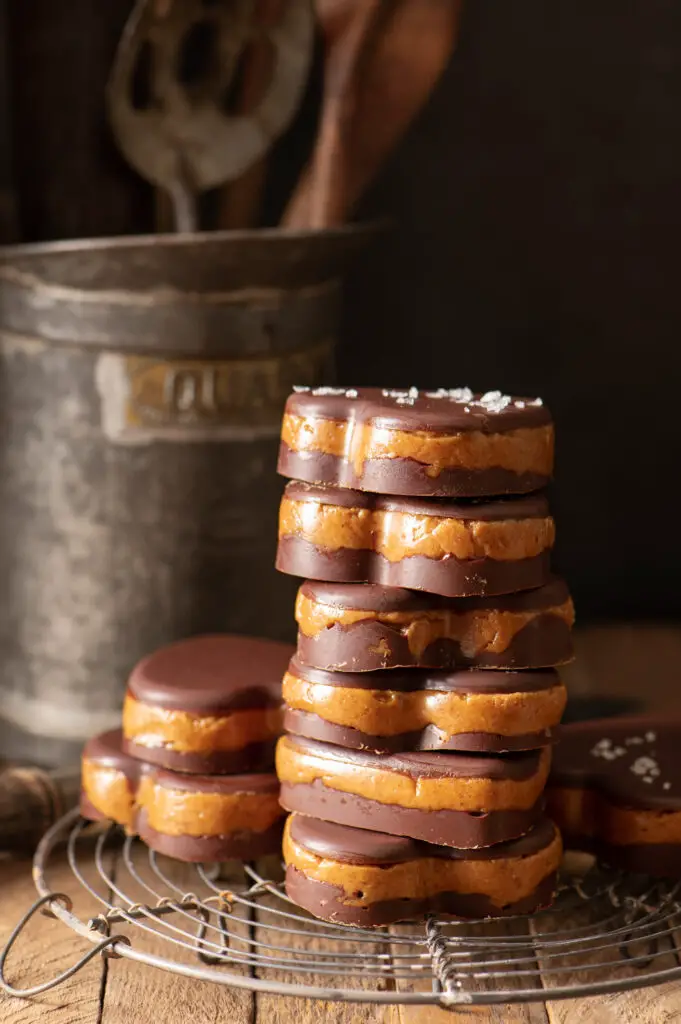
[3,807,681,1008]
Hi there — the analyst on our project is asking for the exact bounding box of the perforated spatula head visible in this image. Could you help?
[107,0,314,230]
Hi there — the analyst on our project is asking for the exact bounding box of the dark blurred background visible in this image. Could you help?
[2,0,680,622]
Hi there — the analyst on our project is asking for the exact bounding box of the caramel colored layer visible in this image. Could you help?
[276,736,550,812]
[295,591,575,660]
[82,758,134,829]
[281,413,554,479]
[548,786,681,847]
[122,694,283,754]
[283,817,562,908]
[279,497,555,563]
[282,672,567,738]
[135,776,283,838]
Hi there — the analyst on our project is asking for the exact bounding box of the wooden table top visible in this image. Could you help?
[2,623,681,1024]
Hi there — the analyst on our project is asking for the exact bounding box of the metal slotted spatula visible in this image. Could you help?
[107,0,314,231]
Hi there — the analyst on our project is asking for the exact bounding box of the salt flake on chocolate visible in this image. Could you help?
[312,387,348,397]
[478,390,512,414]
[345,389,358,398]
[425,387,474,403]
[292,385,310,393]
[531,398,544,406]
[389,387,420,406]
[591,738,627,761]
[630,756,660,783]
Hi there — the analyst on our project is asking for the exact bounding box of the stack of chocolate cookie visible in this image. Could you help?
[274,386,574,926]
[80,635,293,862]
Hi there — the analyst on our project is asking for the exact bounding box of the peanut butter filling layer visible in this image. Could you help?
[282,672,567,738]
[283,818,562,908]
[295,591,575,659]
[135,776,283,837]
[548,787,681,847]
[122,694,283,754]
[281,414,554,479]
[82,758,283,837]
[82,758,135,829]
[279,497,555,563]
[276,736,551,812]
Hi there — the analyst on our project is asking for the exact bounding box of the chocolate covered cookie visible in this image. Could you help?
[81,729,284,862]
[283,658,566,753]
[277,735,550,848]
[295,578,574,672]
[278,387,553,497]
[122,635,293,773]
[284,814,562,926]
[277,482,554,597]
[547,716,681,877]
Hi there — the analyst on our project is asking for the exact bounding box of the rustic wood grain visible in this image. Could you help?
[99,843,254,1024]
[0,841,114,1023]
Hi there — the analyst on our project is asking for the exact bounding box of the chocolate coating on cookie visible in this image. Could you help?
[279,388,553,497]
[82,728,144,785]
[284,388,551,434]
[283,735,546,782]
[287,658,560,693]
[136,809,284,862]
[283,709,553,754]
[550,716,681,811]
[299,577,570,614]
[285,868,557,926]
[289,813,557,865]
[277,484,553,597]
[295,578,574,672]
[280,783,544,848]
[128,634,293,713]
[283,662,563,753]
[283,481,550,519]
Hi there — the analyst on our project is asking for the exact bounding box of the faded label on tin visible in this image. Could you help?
[95,342,333,444]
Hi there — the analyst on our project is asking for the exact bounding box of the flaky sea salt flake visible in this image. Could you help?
[478,390,512,413]
[292,385,310,393]
[631,756,659,777]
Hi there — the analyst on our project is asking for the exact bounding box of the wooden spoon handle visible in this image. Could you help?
[283,0,382,229]
[284,0,463,229]
[0,765,80,852]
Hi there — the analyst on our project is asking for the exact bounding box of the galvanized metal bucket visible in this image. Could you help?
[0,225,372,765]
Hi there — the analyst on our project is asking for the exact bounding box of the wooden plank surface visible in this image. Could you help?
[0,839,113,1023]
[2,624,681,1024]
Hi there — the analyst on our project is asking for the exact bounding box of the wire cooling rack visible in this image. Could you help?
[2,807,681,1008]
